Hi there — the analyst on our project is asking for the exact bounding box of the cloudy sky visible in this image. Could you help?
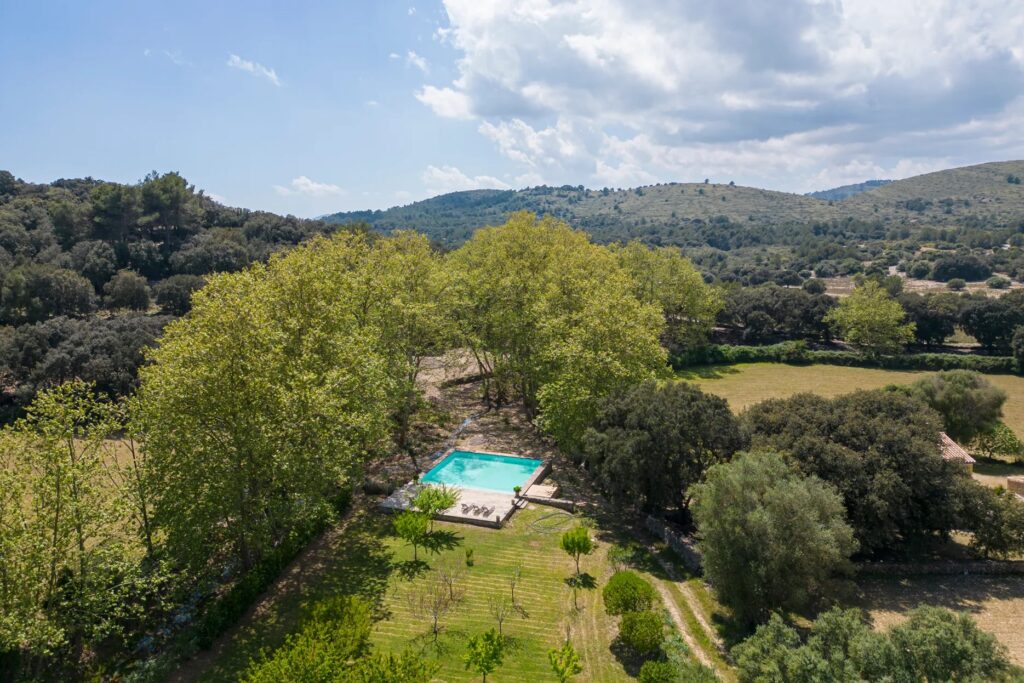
[1,0,1022,216]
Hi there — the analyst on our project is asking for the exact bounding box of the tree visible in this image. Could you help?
[618,611,664,655]
[691,451,857,625]
[135,233,397,572]
[908,370,1007,442]
[464,628,506,682]
[824,281,914,354]
[732,606,1013,683]
[394,511,430,562]
[548,640,583,682]
[956,482,1024,559]
[487,594,514,636]
[582,381,748,512]
[70,239,118,289]
[602,571,658,615]
[970,422,1024,462]
[898,292,958,347]
[1012,325,1024,372]
[744,390,963,554]
[413,484,460,532]
[948,277,967,291]
[959,294,1024,351]
[407,571,459,643]
[153,273,205,314]
[612,240,723,349]
[560,525,595,576]
[103,269,151,310]
[449,212,667,450]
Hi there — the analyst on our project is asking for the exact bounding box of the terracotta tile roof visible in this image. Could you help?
[940,432,976,465]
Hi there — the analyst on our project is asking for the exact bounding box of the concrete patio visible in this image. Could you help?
[381,482,523,528]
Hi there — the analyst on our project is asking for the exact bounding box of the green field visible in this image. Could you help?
[680,362,1024,438]
[189,504,704,683]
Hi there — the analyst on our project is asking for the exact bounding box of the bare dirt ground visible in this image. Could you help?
[856,575,1024,666]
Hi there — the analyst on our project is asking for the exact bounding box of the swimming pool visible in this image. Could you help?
[421,450,545,493]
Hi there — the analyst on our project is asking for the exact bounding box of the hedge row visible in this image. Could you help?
[193,488,353,649]
[674,342,1017,374]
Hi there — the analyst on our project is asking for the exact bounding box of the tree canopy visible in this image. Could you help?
[824,281,915,354]
[582,380,748,512]
[691,451,856,625]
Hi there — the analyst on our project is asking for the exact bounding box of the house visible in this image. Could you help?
[940,432,976,472]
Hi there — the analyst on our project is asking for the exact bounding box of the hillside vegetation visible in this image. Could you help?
[325,160,1024,246]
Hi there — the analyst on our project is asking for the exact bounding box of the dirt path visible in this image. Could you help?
[680,582,727,653]
[652,579,717,672]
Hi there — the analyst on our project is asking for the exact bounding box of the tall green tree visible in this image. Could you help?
[464,628,506,682]
[907,370,1007,442]
[691,451,857,625]
[824,281,915,354]
[582,380,748,512]
[135,233,396,572]
[449,212,667,450]
[612,241,722,349]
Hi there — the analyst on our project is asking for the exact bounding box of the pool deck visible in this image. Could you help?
[379,448,551,528]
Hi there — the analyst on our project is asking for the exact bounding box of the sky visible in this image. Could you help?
[1,0,1023,218]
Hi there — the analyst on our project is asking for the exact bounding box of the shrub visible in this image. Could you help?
[988,276,1011,289]
[907,370,1007,442]
[619,611,665,655]
[638,660,677,683]
[948,278,967,291]
[603,571,658,615]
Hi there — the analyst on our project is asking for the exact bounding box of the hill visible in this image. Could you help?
[807,179,892,200]
[324,160,1024,247]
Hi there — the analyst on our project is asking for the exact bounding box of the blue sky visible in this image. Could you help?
[2,1,1023,217]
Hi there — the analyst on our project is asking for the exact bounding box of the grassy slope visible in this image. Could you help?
[191,503,700,683]
[324,161,1024,244]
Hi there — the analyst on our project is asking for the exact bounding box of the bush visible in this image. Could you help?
[603,571,658,615]
[988,276,1011,290]
[619,611,665,655]
[638,660,677,683]
[948,278,967,291]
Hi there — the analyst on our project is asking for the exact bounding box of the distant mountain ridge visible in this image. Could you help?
[324,160,1024,247]
[807,179,893,201]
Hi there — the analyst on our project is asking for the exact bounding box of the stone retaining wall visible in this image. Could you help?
[856,560,1024,576]
[645,515,703,575]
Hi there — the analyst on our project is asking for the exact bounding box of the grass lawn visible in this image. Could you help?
[190,503,693,682]
[855,575,1024,666]
[680,362,1024,438]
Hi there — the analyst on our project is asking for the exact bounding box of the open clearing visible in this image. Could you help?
[681,362,1024,438]
[856,575,1024,666]
[185,503,706,682]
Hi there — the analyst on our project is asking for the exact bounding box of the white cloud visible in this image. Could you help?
[415,85,473,119]
[274,176,344,197]
[163,50,190,67]
[389,52,401,60]
[406,50,428,73]
[421,0,1024,191]
[422,165,511,194]
[366,99,380,107]
[227,54,281,86]
[408,6,416,15]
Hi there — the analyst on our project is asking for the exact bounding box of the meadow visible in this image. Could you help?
[182,503,723,683]
[680,362,1024,438]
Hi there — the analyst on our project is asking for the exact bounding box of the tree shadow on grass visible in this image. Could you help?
[198,508,398,682]
[675,365,742,381]
[608,638,650,678]
[564,573,597,590]
[423,529,463,555]
[396,558,431,580]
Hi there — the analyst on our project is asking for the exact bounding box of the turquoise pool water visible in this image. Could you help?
[421,450,543,493]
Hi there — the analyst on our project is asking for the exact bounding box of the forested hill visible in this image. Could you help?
[0,169,341,416]
[323,160,1024,247]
